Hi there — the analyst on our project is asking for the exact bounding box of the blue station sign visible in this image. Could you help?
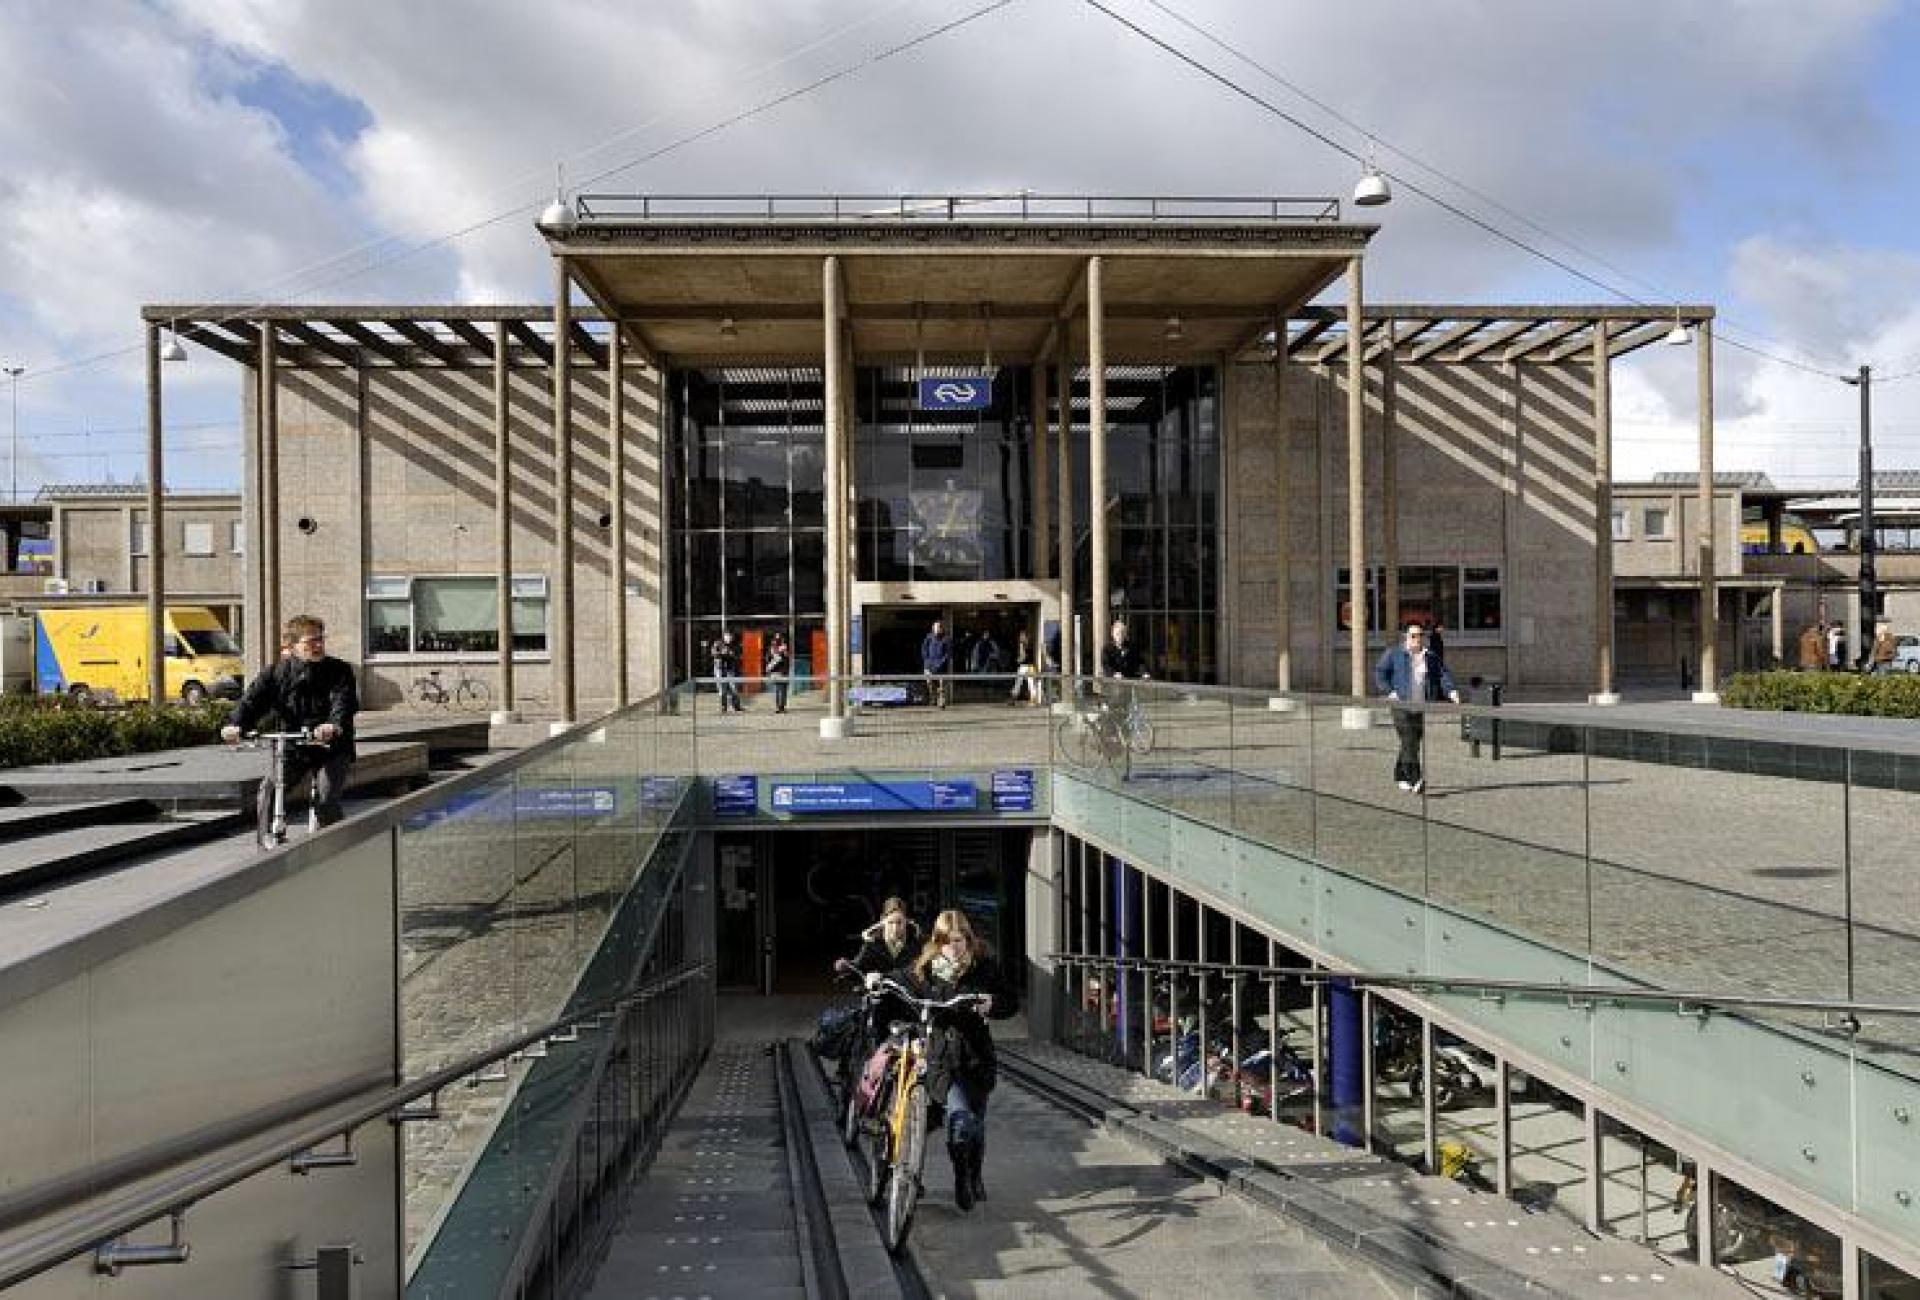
[916,376,993,411]
[713,774,760,818]
[990,769,1035,813]
[771,779,978,814]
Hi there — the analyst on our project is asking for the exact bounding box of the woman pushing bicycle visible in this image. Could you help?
[908,909,1017,1212]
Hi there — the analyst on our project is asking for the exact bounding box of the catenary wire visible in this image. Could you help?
[1082,0,1851,384]
[13,0,1016,387]
[1135,0,1852,378]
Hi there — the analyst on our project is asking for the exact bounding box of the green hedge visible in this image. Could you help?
[0,696,230,770]
[1720,670,1920,718]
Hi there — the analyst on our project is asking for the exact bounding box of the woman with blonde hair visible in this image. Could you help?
[910,909,1015,1211]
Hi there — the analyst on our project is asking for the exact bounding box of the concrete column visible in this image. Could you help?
[1031,360,1051,580]
[493,321,517,721]
[1494,1057,1513,1196]
[1771,581,1785,666]
[822,256,848,730]
[1592,326,1619,704]
[1695,320,1718,702]
[1584,1101,1603,1234]
[1087,257,1110,653]
[1273,315,1293,691]
[1055,350,1075,678]
[260,322,281,658]
[841,323,857,676]
[1420,1016,1439,1172]
[1381,337,1400,638]
[144,324,166,706]
[1345,258,1368,702]
[552,260,577,726]
[609,325,630,711]
[243,353,265,668]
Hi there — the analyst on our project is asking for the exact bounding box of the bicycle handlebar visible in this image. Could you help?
[876,977,992,1014]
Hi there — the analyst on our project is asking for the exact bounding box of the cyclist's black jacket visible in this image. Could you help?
[1101,641,1146,678]
[911,955,1018,1100]
[230,655,359,760]
[851,928,917,977]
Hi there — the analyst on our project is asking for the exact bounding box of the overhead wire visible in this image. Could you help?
[14,0,1017,387]
[1081,0,1852,384]
[1136,0,1853,380]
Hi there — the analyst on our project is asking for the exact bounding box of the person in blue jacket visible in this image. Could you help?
[921,620,952,708]
[1372,621,1459,794]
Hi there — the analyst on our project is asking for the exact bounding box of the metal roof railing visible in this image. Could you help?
[572,193,1345,224]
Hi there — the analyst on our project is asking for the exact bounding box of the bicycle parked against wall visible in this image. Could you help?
[849,976,993,1252]
[1054,690,1154,779]
[408,665,491,711]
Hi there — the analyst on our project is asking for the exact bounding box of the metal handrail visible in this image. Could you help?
[0,962,708,1290]
[1047,953,1905,1026]
[572,193,1344,224]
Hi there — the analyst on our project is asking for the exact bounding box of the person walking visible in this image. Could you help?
[1009,629,1040,705]
[909,909,1016,1212]
[1797,623,1827,672]
[1871,622,1897,674]
[710,630,743,713]
[970,627,1003,677]
[764,631,792,712]
[1373,621,1460,795]
[921,619,952,708]
[222,614,359,840]
[1428,619,1447,665]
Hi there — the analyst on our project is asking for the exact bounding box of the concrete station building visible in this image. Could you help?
[134,195,1723,717]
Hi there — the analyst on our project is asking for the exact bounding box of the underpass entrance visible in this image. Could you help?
[712,826,1030,995]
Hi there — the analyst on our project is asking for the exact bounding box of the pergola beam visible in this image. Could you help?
[277,321,359,367]
[336,321,410,365]
[1447,319,1541,365]
[1506,319,1590,363]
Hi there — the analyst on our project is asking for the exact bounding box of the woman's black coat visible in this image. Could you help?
[912,954,1018,1102]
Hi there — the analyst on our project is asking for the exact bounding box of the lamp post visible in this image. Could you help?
[4,366,22,505]
[1845,365,1876,665]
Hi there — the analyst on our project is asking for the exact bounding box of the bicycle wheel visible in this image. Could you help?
[456,678,492,710]
[884,1083,928,1253]
[861,1076,892,1205]
[842,1075,863,1149]
[1055,712,1099,769]
[408,679,445,710]
[1127,709,1155,755]
[1103,725,1132,782]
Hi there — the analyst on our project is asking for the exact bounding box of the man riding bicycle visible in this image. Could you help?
[221,614,359,840]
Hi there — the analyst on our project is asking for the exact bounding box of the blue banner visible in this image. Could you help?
[770,779,977,814]
[990,768,1035,812]
[917,376,993,411]
[713,774,759,818]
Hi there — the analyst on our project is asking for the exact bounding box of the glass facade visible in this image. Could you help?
[667,364,1220,683]
[1067,365,1219,681]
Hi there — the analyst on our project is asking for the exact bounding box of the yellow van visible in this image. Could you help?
[33,605,245,705]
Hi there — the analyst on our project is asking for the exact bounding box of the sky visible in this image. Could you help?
[4,0,1920,497]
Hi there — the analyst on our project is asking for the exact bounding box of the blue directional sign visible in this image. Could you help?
[917,376,993,411]
[516,786,617,818]
[990,769,1035,813]
[770,779,978,814]
[713,774,759,819]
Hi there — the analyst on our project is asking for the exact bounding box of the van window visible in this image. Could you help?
[180,627,240,656]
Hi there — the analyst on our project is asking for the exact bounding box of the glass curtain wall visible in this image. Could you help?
[668,368,827,683]
[668,363,1219,683]
[856,366,1034,582]
[1068,365,1219,682]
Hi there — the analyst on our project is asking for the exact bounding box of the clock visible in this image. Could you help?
[909,488,982,571]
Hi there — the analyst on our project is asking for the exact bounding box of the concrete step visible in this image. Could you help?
[0,811,244,898]
[0,797,157,843]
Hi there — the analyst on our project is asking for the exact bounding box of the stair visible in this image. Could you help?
[0,810,244,898]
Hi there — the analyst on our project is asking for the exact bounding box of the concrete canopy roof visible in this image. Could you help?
[548,194,1375,367]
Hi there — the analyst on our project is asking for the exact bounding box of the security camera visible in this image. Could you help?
[296,516,318,535]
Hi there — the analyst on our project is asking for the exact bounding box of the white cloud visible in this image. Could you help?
[1,0,1914,493]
